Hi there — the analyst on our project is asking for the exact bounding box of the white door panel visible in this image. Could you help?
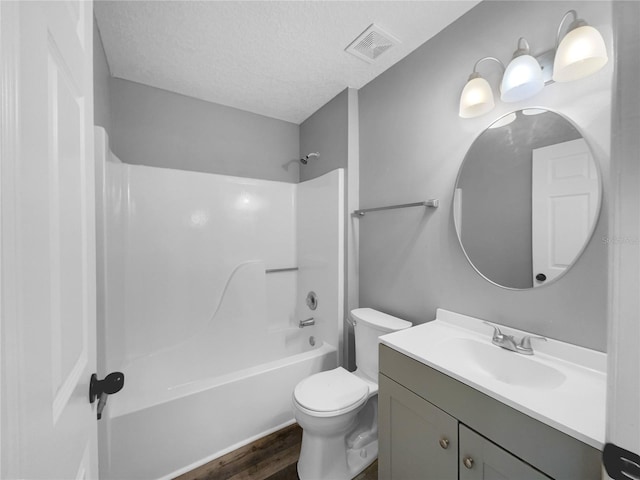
[532,138,598,286]
[1,1,97,478]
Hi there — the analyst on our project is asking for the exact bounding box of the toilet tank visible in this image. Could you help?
[352,308,412,382]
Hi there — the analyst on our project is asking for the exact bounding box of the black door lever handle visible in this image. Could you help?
[89,372,125,419]
[89,372,125,403]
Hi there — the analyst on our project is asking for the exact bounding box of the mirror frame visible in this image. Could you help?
[453,108,604,290]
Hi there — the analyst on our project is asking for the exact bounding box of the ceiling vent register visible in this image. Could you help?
[345,24,400,63]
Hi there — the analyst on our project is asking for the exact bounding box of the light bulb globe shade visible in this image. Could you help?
[553,25,608,82]
[500,54,544,103]
[459,76,495,118]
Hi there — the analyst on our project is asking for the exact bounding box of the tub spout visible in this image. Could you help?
[299,317,315,328]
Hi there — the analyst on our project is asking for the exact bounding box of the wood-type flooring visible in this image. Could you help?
[175,423,378,480]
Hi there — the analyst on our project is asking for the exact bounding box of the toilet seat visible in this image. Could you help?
[293,367,370,417]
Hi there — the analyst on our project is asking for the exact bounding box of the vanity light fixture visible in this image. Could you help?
[553,10,609,82]
[458,10,608,118]
[458,56,505,119]
[500,38,544,103]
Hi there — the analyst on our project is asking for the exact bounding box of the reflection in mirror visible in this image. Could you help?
[454,109,601,289]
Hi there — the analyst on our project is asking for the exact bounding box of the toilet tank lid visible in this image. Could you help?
[350,308,412,331]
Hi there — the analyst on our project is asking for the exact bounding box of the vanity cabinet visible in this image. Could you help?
[379,375,549,480]
[379,344,601,480]
[459,425,549,480]
[379,374,458,479]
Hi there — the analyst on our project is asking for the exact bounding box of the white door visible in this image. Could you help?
[531,138,598,286]
[0,1,98,479]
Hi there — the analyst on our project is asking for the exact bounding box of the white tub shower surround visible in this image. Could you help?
[94,128,344,479]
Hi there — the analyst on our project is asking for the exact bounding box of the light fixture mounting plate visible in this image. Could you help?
[536,49,556,85]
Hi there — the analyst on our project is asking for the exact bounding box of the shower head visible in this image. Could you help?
[300,152,320,165]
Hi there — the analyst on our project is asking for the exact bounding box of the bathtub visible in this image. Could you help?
[101,263,337,479]
[98,261,341,479]
[102,341,336,479]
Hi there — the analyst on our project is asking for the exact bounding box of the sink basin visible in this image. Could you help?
[432,337,566,389]
[379,309,607,449]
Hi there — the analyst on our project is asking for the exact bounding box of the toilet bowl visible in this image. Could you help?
[293,308,412,480]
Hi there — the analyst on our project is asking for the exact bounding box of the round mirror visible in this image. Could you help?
[454,109,601,289]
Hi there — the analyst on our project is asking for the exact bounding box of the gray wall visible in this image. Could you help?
[93,18,111,136]
[109,78,300,182]
[299,88,349,182]
[358,0,612,351]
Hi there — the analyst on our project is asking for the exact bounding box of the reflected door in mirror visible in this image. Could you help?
[532,139,598,285]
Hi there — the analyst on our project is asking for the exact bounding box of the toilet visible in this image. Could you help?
[293,308,412,480]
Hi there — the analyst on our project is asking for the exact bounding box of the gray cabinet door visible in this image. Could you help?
[379,374,458,480]
[459,425,552,480]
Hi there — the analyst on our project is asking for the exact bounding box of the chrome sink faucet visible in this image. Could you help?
[483,321,547,355]
[517,334,547,355]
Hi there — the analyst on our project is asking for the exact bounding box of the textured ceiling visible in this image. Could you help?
[94,1,480,124]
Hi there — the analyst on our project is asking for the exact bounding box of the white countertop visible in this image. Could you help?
[379,309,606,450]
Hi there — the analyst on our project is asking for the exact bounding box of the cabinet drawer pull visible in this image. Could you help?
[463,457,475,469]
[439,438,450,449]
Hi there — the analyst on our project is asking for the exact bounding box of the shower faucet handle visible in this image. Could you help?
[299,317,315,328]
